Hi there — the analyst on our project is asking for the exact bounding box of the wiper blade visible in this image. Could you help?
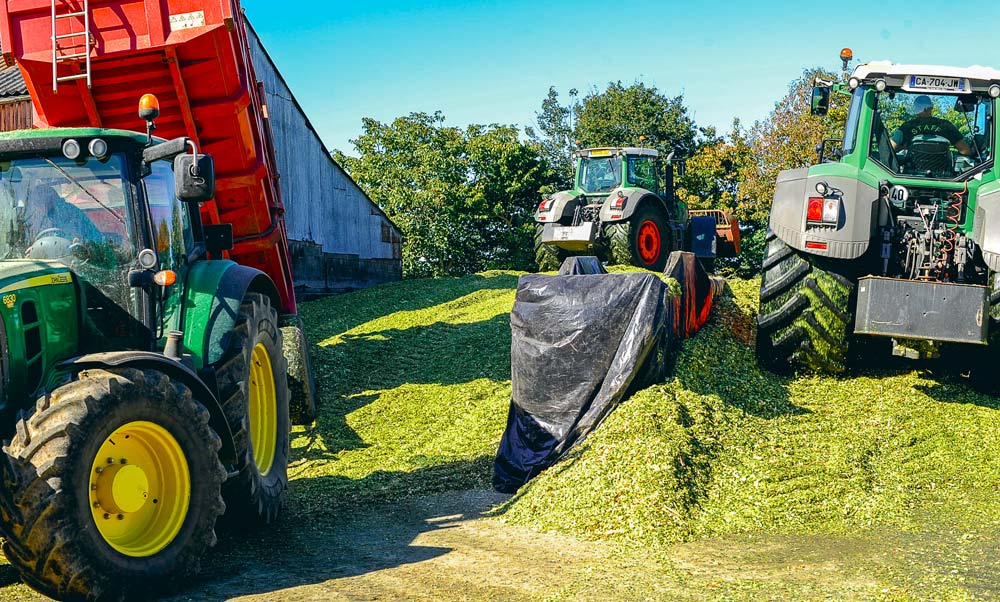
[42,157,124,224]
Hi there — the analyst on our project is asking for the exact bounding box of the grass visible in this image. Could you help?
[288,271,522,514]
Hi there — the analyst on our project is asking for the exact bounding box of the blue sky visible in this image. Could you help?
[244,0,1000,154]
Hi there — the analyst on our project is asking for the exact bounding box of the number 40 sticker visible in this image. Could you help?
[888,185,909,207]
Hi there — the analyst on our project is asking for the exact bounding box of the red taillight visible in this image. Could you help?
[538,198,554,212]
[611,194,626,211]
[805,241,828,250]
[807,197,824,222]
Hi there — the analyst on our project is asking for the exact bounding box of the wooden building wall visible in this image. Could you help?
[246,24,402,294]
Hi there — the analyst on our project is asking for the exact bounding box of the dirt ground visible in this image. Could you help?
[3,488,1000,600]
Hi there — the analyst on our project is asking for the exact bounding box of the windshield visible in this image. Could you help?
[579,156,622,193]
[0,153,144,346]
[869,89,994,179]
[0,153,133,262]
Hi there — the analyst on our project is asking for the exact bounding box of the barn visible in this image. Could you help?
[0,26,402,296]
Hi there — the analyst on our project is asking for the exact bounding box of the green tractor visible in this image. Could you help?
[533,147,739,271]
[756,56,1000,384]
[0,125,296,600]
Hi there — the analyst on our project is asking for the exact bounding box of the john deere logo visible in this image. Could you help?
[3,294,15,309]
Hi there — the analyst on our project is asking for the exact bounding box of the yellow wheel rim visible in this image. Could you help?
[89,421,190,557]
[249,342,278,475]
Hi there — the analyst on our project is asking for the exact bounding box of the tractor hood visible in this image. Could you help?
[0,260,80,415]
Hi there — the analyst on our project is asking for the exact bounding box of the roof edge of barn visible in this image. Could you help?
[244,18,402,238]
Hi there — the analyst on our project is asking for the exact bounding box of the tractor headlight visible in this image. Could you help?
[815,181,830,196]
[62,139,81,161]
[88,138,109,160]
[990,84,1000,99]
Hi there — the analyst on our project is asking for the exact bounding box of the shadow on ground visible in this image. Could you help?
[165,466,509,601]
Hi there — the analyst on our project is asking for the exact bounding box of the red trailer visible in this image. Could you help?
[0,0,296,313]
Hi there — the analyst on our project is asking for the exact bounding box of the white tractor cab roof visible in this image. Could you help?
[572,147,660,159]
[849,61,1000,96]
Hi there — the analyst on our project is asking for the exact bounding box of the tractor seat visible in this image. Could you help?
[908,137,953,178]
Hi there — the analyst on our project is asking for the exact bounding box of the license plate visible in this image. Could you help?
[904,75,969,93]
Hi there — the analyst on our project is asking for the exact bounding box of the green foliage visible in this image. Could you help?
[574,81,699,159]
[525,86,578,189]
[737,67,850,225]
[335,113,557,277]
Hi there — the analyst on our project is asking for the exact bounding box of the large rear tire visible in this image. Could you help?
[607,204,671,271]
[216,292,291,525]
[756,230,855,374]
[969,273,1000,392]
[281,315,317,425]
[534,225,567,272]
[0,368,226,602]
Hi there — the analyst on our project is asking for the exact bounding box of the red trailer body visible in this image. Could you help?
[0,0,296,313]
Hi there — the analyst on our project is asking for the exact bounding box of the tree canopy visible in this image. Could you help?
[334,112,555,278]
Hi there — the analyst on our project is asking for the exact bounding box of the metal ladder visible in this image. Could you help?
[50,0,92,92]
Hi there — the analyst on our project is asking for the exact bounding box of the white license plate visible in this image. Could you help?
[904,75,969,93]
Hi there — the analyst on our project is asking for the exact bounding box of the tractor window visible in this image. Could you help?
[144,160,193,271]
[842,88,865,155]
[869,89,993,179]
[579,156,622,193]
[0,153,144,347]
[627,156,658,192]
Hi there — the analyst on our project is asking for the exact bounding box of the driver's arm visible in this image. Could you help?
[890,128,906,152]
[955,139,975,157]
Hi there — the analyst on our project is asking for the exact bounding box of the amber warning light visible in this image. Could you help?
[138,94,160,121]
[840,48,854,70]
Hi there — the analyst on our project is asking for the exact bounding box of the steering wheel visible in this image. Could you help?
[26,228,87,263]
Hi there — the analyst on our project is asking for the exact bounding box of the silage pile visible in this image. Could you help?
[500,279,1000,547]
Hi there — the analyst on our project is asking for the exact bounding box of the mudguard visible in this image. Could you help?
[769,168,879,259]
[599,189,666,223]
[60,351,237,466]
[535,190,581,224]
[181,260,281,370]
[972,186,1000,272]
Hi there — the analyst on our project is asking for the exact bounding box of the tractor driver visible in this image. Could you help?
[890,95,974,157]
[22,183,103,257]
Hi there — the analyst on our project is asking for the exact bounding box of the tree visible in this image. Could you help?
[525,87,577,189]
[335,112,555,277]
[573,82,699,160]
[736,67,850,225]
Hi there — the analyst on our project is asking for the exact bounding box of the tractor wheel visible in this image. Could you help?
[281,315,317,425]
[534,225,567,271]
[0,368,226,602]
[969,273,1000,392]
[755,230,855,374]
[216,292,290,525]
[607,204,671,271]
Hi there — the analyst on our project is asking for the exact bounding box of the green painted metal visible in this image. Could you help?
[180,259,241,370]
[0,261,79,409]
[0,127,154,146]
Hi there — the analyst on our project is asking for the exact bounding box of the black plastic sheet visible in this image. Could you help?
[492,269,670,493]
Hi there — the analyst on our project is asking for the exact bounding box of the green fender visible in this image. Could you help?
[181,260,281,371]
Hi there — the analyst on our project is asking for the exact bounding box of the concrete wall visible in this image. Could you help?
[246,24,402,294]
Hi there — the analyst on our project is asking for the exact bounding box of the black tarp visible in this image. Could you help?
[492,270,670,493]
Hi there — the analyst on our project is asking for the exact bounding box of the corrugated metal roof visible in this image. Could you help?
[0,64,27,98]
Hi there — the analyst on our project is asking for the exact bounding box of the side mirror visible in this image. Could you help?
[174,152,215,203]
[955,94,978,113]
[811,85,831,117]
